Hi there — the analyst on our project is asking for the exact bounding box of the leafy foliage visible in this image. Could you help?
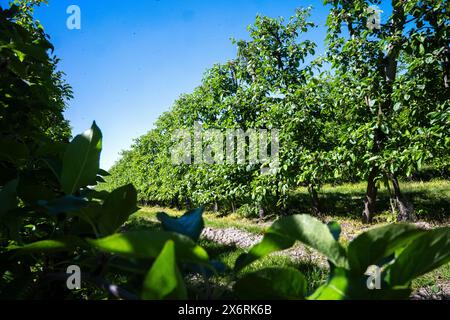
[102,2,449,223]
[324,0,449,222]
[234,215,450,300]
[0,1,72,145]
[0,120,212,300]
[235,215,348,271]
[0,0,448,301]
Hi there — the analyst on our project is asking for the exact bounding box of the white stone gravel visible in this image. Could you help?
[201,226,327,266]
[411,281,450,300]
[201,227,262,248]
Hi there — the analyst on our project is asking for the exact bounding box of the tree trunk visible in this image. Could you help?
[308,184,322,217]
[362,1,406,224]
[184,197,192,210]
[213,202,219,213]
[391,175,416,222]
[384,177,397,215]
[259,206,265,220]
[363,167,378,223]
[443,46,449,90]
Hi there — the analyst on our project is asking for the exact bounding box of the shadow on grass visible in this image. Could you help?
[198,240,243,269]
[288,260,328,293]
[189,240,328,299]
[289,185,450,222]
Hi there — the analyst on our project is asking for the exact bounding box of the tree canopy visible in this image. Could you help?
[103,1,449,223]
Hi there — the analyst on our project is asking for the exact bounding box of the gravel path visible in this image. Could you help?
[202,227,262,248]
[201,227,328,267]
[411,281,450,300]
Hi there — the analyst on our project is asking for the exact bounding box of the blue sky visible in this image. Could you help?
[3,0,334,169]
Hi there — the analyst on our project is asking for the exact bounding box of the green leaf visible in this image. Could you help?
[38,196,88,216]
[419,44,425,55]
[234,267,307,300]
[157,208,205,241]
[80,189,110,201]
[309,268,411,300]
[385,227,450,287]
[347,224,423,274]
[269,215,347,267]
[0,179,19,216]
[393,102,402,112]
[12,49,26,62]
[68,202,103,228]
[327,221,341,241]
[0,138,28,164]
[404,2,415,13]
[8,237,86,254]
[308,268,349,300]
[235,215,347,271]
[4,4,20,18]
[141,240,187,300]
[98,184,138,235]
[61,122,102,194]
[98,169,110,177]
[17,174,55,204]
[88,230,209,264]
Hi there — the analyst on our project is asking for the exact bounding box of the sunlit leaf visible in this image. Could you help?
[88,230,209,264]
[141,240,187,300]
[61,122,102,194]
